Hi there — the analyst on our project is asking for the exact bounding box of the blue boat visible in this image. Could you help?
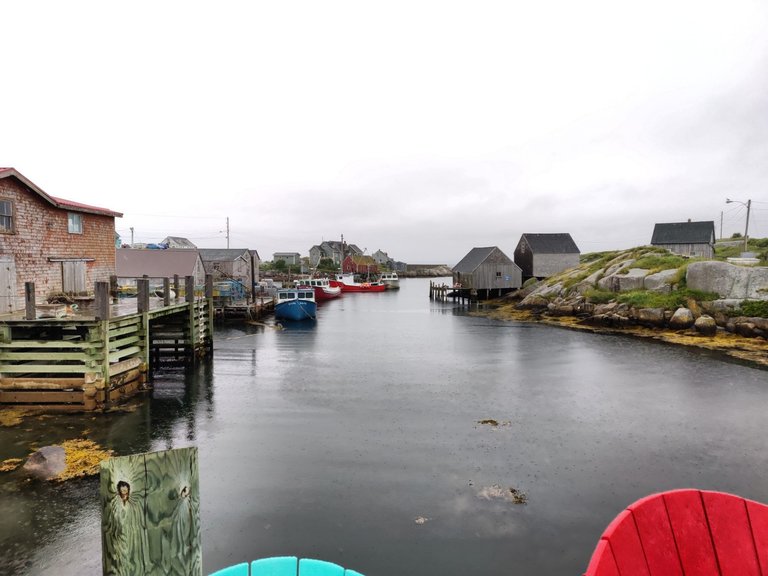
[274,286,317,321]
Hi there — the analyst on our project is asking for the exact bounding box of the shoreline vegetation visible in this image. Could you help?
[475,244,768,370]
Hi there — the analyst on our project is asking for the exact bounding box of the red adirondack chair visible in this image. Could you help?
[584,489,768,575]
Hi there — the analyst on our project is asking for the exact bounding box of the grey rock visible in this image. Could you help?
[23,445,66,480]
[669,307,695,329]
[686,261,768,300]
[644,269,679,292]
[694,315,718,336]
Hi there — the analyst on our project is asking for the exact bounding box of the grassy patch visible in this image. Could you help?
[583,289,614,304]
[732,300,768,318]
[630,254,688,272]
[617,289,719,309]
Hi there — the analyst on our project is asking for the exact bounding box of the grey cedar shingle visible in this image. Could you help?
[651,221,715,245]
[520,233,580,254]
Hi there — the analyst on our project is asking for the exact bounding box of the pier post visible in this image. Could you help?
[185,276,195,364]
[205,275,214,356]
[24,282,35,320]
[174,274,180,301]
[163,277,171,307]
[137,279,150,314]
[95,282,110,321]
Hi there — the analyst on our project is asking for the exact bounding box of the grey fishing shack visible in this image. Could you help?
[514,233,580,280]
[650,221,716,259]
[452,246,522,298]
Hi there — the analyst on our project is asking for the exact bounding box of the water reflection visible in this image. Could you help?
[1,278,767,576]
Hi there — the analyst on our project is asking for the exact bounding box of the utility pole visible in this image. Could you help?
[226,217,230,249]
[719,211,723,240]
[130,227,134,245]
[726,198,752,253]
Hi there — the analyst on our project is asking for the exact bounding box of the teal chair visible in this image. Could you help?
[210,556,364,576]
[252,556,298,575]
[298,558,344,576]
[210,563,249,576]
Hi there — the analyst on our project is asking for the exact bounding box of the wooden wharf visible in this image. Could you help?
[429,281,473,304]
[0,275,214,412]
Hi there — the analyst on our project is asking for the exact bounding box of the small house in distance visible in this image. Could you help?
[199,248,255,299]
[116,249,206,292]
[161,236,197,249]
[651,221,716,258]
[452,247,522,298]
[514,233,580,281]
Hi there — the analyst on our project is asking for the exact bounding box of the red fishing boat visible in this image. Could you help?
[293,277,341,301]
[332,273,386,293]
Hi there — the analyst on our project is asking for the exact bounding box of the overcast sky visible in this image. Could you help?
[2,1,767,265]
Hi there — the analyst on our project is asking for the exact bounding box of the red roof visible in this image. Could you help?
[0,167,123,217]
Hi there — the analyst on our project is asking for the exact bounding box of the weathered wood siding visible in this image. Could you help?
[0,255,17,314]
[657,242,714,259]
[532,253,580,278]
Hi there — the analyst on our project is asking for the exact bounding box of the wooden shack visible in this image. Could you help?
[651,221,716,258]
[514,233,581,280]
[452,246,522,299]
[116,249,206,294]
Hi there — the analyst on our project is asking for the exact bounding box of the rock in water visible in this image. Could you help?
[23,446,66,480]
[669,307,695,329]
[694,315,717,336]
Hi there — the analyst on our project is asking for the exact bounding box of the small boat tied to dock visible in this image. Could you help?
[274,287,317,321]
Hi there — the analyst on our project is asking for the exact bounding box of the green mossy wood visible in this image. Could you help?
[100,447,201,575]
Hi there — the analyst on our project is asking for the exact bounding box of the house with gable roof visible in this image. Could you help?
[452,247,522,297]
[309,240,363,267]
[0,168,123,313]
[514,233,581,280]
[650,220,716,259]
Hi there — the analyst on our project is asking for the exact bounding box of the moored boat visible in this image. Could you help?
[293,277,342,301]
[333,273,387,293]
[274,287,317,320]
[378,271,400,289]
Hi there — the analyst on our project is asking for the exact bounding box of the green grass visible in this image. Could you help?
[616,288,719,309]
[583,289,615,304]
[733,300,768,318]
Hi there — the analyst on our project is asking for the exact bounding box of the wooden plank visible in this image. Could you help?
[701,491,760,576]
[109,357,143,377]
[629,493,685,576]
[0,390,84,403]
[584,539,621,576]
[0,340,97,349]
[746,499,768,575]
[600,509,650,576]
[663,490,719,576]
[0,364,89,374]
[108,324,142,339]
[0,351,89,361]
[110,334,142,348]
[0,378,85,390]
[109,346,142,363]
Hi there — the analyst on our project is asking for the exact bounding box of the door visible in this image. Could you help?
[0,255,17,312]
[62,260,87,294]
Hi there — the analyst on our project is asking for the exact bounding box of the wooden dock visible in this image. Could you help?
[429,281,473,304]
[0,276,213,411]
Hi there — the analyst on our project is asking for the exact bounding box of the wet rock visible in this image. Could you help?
[669,308,695,329]
[23,446,66,480]
[734,322,757,338]
[547,302,574,316]
[519,294,549,309]
[635,308,666,328]
[686,261,768,300]
[694,315,717,336]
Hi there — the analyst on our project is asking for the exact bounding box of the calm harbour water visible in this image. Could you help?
[1,277,767,575]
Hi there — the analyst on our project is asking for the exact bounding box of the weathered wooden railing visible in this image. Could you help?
[0,275,214,411]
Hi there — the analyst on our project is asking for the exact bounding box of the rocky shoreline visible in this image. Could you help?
[476,248,768,369]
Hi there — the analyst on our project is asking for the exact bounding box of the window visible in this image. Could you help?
[496,271,502,277]
[68,212,83,234]
[0,200,12,232]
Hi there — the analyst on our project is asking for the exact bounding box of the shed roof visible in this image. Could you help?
[519,233,580,254]
[162,236,198,249]
[651,221,715,244]
[0,167,123,217]
[116,249,202,278]
[199,248,252,262]
[453,246,513,273]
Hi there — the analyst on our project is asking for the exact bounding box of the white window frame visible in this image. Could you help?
[68,212,83,234]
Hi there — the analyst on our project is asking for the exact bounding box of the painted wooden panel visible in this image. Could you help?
[62,260,87,294]
[702,491,760,575]
[746,498,768,575]
[583,539,621,576]
[0,255,17,313]
[663,491,719,576]
[629,493,683,576]
[600,510,650,576]
[101,447,201,575]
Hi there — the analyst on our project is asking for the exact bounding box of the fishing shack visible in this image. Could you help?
[451,246,522,300]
